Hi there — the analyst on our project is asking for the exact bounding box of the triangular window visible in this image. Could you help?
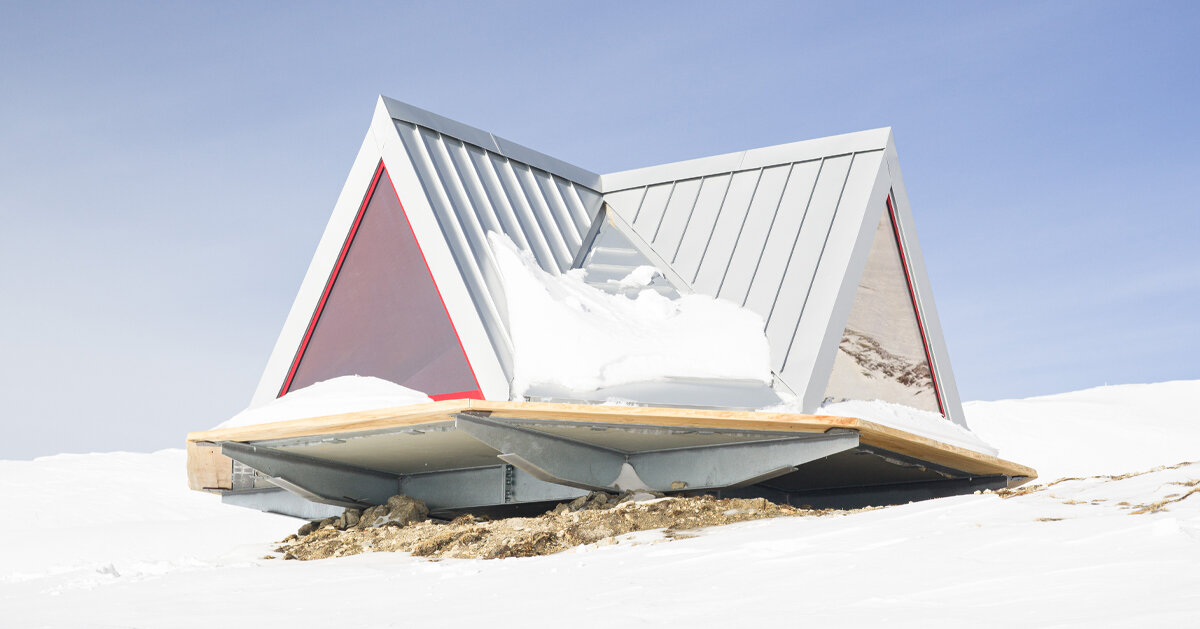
[280,163,482,400]
[824,199,943,414]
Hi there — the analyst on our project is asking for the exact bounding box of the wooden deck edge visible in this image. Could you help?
[186,441,233,491]
[186,399,1037,486]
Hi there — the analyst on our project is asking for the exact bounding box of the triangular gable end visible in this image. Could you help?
[280,161,484,401]
[823,197,944,415]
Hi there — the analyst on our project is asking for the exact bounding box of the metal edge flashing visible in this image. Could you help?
[599,127,892,193]
[250,121,389,407]
[380,96,602,191]
[881,135,968,427]
[784,152,892,413]
[374,105,511,400]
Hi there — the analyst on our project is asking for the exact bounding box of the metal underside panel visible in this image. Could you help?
[214,413,1017,518]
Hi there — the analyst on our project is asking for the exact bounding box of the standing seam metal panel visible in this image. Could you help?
[393,120,603,382]
[600,150,883,387]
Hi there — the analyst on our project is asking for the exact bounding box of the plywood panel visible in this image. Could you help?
[186,441,233,491]
[188,399,1035,481]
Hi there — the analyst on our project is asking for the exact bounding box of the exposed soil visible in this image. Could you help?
[273,491,864,561]
[994,460,1200,515]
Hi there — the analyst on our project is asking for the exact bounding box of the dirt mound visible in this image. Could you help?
[274,492,861,561]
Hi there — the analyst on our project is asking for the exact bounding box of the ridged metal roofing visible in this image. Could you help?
[388,100,604,377]
[599,134,891,398]
[254,97,964,426]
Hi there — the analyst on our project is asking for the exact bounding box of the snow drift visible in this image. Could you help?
[489,232,773,397]
[3,380,1198,627]
[216,375,431,429]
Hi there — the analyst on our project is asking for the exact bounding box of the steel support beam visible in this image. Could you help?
[455,414,626,491]
[454,413,859,492]
[629,431,860,490]
[220,441,400,509]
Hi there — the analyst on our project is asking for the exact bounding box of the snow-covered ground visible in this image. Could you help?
[3,381,1198,627]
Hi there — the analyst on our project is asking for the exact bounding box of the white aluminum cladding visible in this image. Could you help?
[389,111,603,377]
[260,97,963,424]
[599,143,890,400]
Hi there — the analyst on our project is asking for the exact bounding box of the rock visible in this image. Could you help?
[356,494,429,528]
[670,481,688,490]
[335,508,362,530]
[568,495,589,511]
[319,517,338,530]
[297,521,317,536]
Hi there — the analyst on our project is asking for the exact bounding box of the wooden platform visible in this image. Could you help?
[186,399,1036,493]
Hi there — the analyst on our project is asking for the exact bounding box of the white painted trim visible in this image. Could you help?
[600,128,892,193]
[884,135,967,427]
[250,116,386,407]
[380,96,602,190]
[783,152,891,412]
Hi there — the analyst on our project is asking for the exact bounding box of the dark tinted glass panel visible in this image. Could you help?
[285,168,480,397]
[823,208,940,413]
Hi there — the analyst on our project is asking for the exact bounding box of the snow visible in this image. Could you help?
[3,380,1199,626]
[816,398,1000,456]
[965,379,1200,481]
[490,233,773,397]
[216,375,431,429]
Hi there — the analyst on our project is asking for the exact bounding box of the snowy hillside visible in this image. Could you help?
[2,381,1198,627]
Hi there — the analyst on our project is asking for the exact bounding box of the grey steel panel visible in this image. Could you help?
[222,488,344,520]
[390,118,605,386]
[576,207,685,297]
[599,127,890,192]
[603,187,647,222]
[532,168,584,253]
[651,177,703,262]
[784,152,888,411]
[764,155,854,363]
[570,183,604,230]
[484,151,558,270]
[552,176,593,237]
[221,442,400,508]
[401,124,513,371]
[512,161,573,268]
[742,159,822,320]
[631,182,674,240]
[672,174,731,282]
[691,169,761,293]
[718,164,792,304]
[456,413,859,492]
[445,141,505,236]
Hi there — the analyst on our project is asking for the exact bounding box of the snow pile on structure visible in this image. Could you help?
[489,233,772,396]
[819,399,999,456]
[216,375,431,429]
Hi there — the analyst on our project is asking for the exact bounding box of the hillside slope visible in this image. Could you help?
[2,381,1197,627]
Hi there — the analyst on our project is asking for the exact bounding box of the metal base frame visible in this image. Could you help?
[213,412,1005,519]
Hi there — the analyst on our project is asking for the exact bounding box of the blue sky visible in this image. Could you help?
[1,1,1196,459]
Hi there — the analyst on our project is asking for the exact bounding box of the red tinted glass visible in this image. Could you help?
[283,164,480,398]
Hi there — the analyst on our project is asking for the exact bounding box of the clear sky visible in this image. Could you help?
[1,1,1196,459]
